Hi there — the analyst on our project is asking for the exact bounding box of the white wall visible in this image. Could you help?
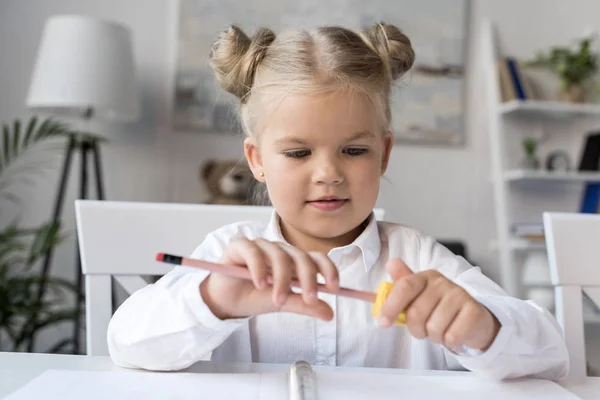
[1,0,600,364]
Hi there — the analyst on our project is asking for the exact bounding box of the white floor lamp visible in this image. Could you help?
[26,15,139,353]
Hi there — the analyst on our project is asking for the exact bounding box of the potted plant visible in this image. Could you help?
[529,36,598,103]
[0,116,81,353]
[521,138,540,170]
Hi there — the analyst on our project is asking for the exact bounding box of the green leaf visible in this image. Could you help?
[0,116,70,180]
[12,119,21,159]
[34,118,51,141]
[2,124,9,169]
[27,224,51,262]
[26,222,62,265]
[23,116,37,147]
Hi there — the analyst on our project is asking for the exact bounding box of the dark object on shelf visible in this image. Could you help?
[546,150,571,171]
[578,132,600,170]
[439,240,469,262]
[577,132,600,213]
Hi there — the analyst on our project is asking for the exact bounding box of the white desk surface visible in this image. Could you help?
[1,352,599,399]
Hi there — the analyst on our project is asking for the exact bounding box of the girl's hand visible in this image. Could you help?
[379,259,501,351]
[200,238,339,321]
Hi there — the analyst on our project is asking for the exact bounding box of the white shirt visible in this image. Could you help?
[107,213,569,380]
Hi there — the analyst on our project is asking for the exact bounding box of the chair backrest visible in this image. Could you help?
[543,212,600,383]
[75,199,385,356]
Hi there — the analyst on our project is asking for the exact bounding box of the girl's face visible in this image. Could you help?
[244,90,392,252]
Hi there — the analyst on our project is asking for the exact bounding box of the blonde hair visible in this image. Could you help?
[209,22,415,137]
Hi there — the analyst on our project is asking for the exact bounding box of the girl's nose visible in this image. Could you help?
[312,159,344,185]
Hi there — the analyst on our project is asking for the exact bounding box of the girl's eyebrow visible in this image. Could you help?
[347,131,375,141]
[273,131,374,146]
[274,137,309,146]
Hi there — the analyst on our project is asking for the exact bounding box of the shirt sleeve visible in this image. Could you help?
[419,234,569,381]
[107,230,248,371]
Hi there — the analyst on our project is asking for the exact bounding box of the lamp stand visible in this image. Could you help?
[32,117,106,355]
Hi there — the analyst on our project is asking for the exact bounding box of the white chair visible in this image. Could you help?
[544,212,600,383]
[75,199,385,356]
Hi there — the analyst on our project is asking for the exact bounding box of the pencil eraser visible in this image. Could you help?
[371,281,407,325]
[155,253,165,262]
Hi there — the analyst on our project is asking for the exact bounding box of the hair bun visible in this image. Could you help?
[209,25,276,102]
[360,23,415,80]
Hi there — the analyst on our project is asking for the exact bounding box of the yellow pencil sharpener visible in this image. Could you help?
[371,281,407,325]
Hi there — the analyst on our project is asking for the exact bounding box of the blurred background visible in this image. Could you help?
[1,0,600,374]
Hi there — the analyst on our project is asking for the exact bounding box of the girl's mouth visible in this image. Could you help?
[307,197,349,211]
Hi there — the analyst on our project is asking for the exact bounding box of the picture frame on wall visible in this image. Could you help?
[171,0,469,146]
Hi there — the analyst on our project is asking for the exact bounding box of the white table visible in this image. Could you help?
[1,352,599,399]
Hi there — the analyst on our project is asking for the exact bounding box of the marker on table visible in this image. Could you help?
[155,252,406,325]
[289,361,317,400]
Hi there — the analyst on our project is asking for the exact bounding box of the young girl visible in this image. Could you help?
[107,23,568,380]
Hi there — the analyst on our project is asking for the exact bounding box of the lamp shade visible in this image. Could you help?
[26,15,139,121]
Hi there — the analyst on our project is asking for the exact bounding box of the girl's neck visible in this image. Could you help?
[278,218,368,254]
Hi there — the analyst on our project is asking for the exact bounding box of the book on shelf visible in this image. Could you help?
[578,132,600,213]
[497,57,536,102]
[511,223,545,241]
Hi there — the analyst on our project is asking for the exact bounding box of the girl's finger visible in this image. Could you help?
[379,274,427,327]
[308,251,339,290]
[385,258,414,281]
[255,239,294,306]
[443,301,486,349]
[224,238,268,290]
[280,293,334,321]
[424,288,464,344]
[403,285,442,340]
[283,246,319,305]
[239,281,334,320]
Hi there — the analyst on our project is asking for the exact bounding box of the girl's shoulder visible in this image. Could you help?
[376,220,430,246]
[375,221,472,276]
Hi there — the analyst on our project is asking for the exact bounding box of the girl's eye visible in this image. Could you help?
[284,150,311,159]
[344,147,368,156]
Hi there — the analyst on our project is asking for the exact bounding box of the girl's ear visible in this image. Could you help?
[380,131,393,175]
[244,137,265,182]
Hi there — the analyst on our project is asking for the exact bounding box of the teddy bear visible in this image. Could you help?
[201,158,267,205]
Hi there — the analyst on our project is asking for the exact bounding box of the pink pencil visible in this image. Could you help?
[156,252,377,303]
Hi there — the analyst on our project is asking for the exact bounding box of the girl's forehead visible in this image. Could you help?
[260,91,380,141]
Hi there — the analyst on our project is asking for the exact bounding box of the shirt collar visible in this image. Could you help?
[262,211,381,272]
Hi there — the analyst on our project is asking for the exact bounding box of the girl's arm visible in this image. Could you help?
[421,236,569,380]
[107,232,248,371]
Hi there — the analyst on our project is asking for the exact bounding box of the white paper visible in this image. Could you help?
[319,372,579,399]
[5,369,581,400]
[4,370,264,400]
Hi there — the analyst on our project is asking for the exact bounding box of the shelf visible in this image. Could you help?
[490,238,546,251]
[502,170,600,183]
[499,100,600,118]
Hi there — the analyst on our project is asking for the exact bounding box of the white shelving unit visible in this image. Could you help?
[499,100,600,118]
[502,170,600,183]
[490,238,546,251]
[482,20,600,308]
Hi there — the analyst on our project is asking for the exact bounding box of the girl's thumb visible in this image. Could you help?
[385,258,414,282]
